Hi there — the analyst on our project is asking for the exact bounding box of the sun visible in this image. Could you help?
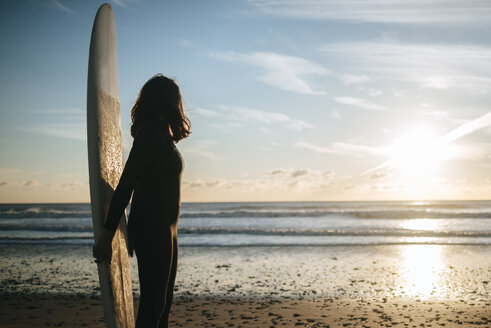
[386,126,452,178]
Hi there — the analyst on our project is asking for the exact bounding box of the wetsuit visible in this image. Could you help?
[104,121,183,328]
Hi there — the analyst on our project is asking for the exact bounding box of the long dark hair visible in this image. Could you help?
[130,74,191,142]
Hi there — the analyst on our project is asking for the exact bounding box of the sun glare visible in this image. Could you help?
[402,218,438,231]
[368,125,464,198]
[388,127,449,177]
[400,245,444,297]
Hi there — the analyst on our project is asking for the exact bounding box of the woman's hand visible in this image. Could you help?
[93,228,115,264]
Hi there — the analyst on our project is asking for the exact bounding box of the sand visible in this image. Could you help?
[1,295,490,327]
[1,244,490,327]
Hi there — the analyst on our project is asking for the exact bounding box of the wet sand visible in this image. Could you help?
[2,295,490,327]
[1,244,490,327]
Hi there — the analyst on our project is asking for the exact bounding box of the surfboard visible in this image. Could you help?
[87,4,135,328]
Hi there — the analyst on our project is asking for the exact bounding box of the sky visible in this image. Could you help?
[1,0,491,203]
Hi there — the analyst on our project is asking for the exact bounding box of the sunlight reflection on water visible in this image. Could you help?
[401,218,438,231]
[400,245,444,297]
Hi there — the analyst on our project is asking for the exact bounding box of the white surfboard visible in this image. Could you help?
[87,4,134,328]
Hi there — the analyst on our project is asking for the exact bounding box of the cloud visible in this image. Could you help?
[226,106,291,124]
[182,180,222,188]
[21,123,86,141]
[183,178,260,191]
[291,169,309,178]
[22,108,84,115]
[191,107,219,118]
[24,180,39,187]
[270,170,284,176]
[322,170,334,178]
[181,140,221,161]
[186,149,221,161]
[331,110,342,120]
[184,168,335,192]
[210,51,328,95]
[20,107,86,141]
[52,0,72,13]
[417,108,471,127]
[110,0,136,7]
[268,168,310,178]
[371,183,396,191]
[194,105,314,131]
[418,109,455,122]
[369,172,391,180]
[321,41,491,93]
[294,141,382,156]
[335,97,385,111]
[441,111,491,143]
[60,181,86,189]
[224,106,314,130]
[247,0,491,24]
[368,89,382,97]
[340,74,371,85]
[178,39,194,48]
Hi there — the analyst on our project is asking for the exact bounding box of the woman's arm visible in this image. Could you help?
[93,126,158,262]
[104,126,158,231]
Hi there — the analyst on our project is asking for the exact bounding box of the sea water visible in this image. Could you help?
[1,201,490,246]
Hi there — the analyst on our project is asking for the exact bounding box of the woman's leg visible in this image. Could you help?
[158,234,178,328]
[135,232,174,328]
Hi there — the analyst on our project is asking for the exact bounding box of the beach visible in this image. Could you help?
[3,295,490,327]
[1,201,491,327]
[1,243,490,327]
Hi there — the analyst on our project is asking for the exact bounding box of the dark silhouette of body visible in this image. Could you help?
[94,74,190,328]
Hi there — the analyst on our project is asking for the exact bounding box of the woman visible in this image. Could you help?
[93,74,190,328]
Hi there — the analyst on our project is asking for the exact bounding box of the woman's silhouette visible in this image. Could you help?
[93,74,190,328]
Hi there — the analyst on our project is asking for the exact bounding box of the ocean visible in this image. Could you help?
[1,200,490,246]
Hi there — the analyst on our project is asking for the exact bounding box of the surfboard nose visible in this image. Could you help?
[88,3,119,102]
[98,3,113,14]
